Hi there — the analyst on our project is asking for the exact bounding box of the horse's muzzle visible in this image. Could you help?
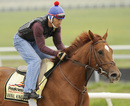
[109,71,121,83]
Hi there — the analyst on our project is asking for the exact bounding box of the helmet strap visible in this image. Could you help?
[48,16,57,29]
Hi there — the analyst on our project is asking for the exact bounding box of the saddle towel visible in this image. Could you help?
[4,58,54,103]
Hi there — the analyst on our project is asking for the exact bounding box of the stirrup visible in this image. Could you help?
[23,91,43,100]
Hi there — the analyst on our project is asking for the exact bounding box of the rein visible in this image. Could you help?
[59,40,115,106]
[67,40,115,79]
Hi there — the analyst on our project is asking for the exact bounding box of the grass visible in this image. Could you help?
[90,99,130,106]
[0,7,130,68]
[2,60,27,67]
[0,7,130,46]
[88,82,130,93]
[0,8,130,106]
[87,82,130,106]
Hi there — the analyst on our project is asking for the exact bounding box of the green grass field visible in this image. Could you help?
[88,82,130,106]
[0,7,130,68]
[0,7,130,105]
[0,7,130,46]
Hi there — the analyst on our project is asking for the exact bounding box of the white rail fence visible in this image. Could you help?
[0,45,130,81]
[89,92,130,106]
[28,92,130,106]
[0,45,130,63]
[0,46,130,106]
[0,45,130,66]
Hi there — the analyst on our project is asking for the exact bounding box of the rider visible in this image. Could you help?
[13,1,68,99]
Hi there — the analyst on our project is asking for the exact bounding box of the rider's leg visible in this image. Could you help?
[32,42,52,59]
[13,34,41,99]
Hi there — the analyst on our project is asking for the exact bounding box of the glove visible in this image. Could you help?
[57,52,68,61]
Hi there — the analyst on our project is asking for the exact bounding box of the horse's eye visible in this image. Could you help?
[98,50,103,55]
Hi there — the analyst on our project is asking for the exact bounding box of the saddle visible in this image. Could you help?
[4,58,54,103]
[17,58,53,84]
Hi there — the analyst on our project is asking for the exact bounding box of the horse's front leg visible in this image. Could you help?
[83,93,89,106]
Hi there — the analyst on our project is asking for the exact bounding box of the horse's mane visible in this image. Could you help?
[62,32,90,57]
[63,32,102,56]
[53,32,102,64]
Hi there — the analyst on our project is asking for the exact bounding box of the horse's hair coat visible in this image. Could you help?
[63,32,103,57]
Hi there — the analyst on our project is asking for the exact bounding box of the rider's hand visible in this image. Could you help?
[57,52,68,61]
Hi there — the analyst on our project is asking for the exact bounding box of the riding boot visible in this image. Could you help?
[23,91,42,100]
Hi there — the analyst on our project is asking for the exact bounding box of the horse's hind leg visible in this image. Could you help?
[0,67,15,106]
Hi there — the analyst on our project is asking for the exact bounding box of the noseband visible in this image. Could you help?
[67,40,115,83]
[89,40,115,75]
[59,40,115,106]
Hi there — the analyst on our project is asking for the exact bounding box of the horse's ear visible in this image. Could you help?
[88,30,95,41]
[103,29,108,40]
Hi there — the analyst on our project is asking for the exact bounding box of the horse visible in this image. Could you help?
[0,30,121,106]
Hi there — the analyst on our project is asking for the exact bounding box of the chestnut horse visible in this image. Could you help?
[0,30,121,106]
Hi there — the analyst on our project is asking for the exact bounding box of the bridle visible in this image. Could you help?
[67,40,115,78]
[64,40,115,81]
[59,40,115,106]
[89,40,115,75]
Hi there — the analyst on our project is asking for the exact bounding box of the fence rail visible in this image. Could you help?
[89,92,130,106]
[28,92,130,106]
[0,45,130,82]
[0,45,130,60]
[0,45,130,64]
[1,46,130,106]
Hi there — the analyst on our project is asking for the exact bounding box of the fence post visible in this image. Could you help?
[94,71,100,82]
[106,98,113,106]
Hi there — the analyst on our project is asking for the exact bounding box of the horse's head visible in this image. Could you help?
[60,30,121,83]
[63,30,121,83]
[87,30,121,83]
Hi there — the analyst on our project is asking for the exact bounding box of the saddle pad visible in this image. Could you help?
[4,58,54,103]
[4,71,28,103]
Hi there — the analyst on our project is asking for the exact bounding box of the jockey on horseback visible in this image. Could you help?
[13,1,68,99]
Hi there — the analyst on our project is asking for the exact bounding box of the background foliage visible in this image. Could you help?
[0,7,130,68]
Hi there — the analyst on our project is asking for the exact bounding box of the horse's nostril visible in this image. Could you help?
[111,73,117,78]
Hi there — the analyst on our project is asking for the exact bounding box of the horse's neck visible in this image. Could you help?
[61,62,86,89]
[73,43,90,65]
[61,44,91,89]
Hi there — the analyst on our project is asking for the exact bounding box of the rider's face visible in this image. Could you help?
[53,18,63,27]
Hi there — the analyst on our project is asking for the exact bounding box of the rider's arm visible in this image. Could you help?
[32,22,59,56]
[53,26,65,50]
